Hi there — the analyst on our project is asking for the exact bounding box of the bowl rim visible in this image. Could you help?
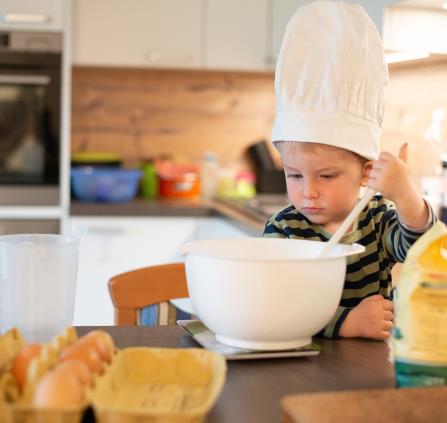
[181,238,366,262]
[71,167,142,176]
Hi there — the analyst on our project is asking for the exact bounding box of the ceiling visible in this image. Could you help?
[396,0,446,9]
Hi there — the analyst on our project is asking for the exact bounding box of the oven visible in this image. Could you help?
[0,30,62,205]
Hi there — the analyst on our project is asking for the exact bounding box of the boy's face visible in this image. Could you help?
[281,144,368,234]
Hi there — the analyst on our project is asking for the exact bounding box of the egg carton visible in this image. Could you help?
[0,329,226,423]
[0,326,83,423]
[0,328,24,404]
[86,347,226,423]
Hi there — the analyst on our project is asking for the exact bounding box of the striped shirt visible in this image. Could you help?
[263,195,436,339]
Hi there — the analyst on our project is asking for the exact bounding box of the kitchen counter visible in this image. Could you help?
[70,194,290,233]
[70,197,214,218]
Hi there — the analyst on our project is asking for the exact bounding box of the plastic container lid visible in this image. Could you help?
[71,152,122,165]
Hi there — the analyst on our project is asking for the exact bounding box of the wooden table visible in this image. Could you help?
[76,326,396,422]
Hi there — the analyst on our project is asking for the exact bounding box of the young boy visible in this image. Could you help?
[264,1,436,341]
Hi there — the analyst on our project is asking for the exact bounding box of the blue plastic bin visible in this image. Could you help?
[71,167,142,203]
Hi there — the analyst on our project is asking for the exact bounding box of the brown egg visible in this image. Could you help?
[84,330,115,358]
[60,343,103,374]
[11,343,42,391]
[55,359,93,387]
[77,334,110,363]
[33,367,84,408]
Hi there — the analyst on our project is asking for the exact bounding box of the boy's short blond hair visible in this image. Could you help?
[275,141,368,165]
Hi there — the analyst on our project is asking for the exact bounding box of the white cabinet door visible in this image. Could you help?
[68,215,254,325]
[383,6,447,54]
[270,0,304,66]
[204,0,269,71]
[69,216,198,326]
[0,0,64,32]
[72,0,203,68]
[356,0,398,34]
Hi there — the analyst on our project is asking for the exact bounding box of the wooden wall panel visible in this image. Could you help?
[71,67,276,170]
[71,61,447,187]
[381,59,447,184]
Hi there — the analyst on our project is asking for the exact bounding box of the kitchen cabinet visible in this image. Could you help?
[383,6,447,54]
[72,0,203,68]
[0,0,65,32]
[270,0,306,66]
[73,0,269,71]
[72,0,398,71]
[356,0,399,35]
[69,216,250,325]
[204,0,270,71]
[270,0,398,64]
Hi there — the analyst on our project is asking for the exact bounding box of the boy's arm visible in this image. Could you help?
[392,188,430,231]
[381,199,437,262]
[367,143,431,229]
[338,295,394,340]
[319,296,394,340]
[317,306,352,339]
[381,143,430,230]
[335,199,435,340]
[367,143,437,260]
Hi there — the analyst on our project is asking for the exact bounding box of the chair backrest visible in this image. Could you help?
[108,262,188,326]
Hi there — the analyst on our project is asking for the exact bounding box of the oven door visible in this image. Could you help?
[0,37,61,205]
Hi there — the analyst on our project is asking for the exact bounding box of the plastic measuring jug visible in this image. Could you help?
[0,234,79,343]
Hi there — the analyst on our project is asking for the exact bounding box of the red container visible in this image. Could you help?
[156,161,200,198]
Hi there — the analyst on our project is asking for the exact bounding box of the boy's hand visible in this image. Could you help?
[366,143,429,230]
[366,143,411,202]
[339,295,393,340]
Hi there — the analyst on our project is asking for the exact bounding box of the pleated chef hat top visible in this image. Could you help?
[271,0,389,160]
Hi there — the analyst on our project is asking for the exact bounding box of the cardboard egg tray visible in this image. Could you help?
[0,328,227,423]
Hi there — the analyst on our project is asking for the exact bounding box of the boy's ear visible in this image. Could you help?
[361,161,373,187]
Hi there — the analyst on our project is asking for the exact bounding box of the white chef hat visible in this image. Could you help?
[271,0,388,160]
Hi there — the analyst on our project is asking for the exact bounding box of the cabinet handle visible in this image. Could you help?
[0,75,50,85]
[145,50,194,64]
[1,13,52,24]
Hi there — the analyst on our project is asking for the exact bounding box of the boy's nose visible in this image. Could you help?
[303,181,318,199]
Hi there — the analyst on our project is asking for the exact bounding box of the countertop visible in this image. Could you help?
[71,197,214,218]
[70,194,290,233]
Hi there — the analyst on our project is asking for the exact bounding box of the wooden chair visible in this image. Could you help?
[108,262,189,326]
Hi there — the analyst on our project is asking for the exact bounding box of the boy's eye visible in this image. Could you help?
[321,174,336,179]
[286,173,302,179]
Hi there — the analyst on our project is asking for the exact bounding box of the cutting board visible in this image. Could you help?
[282,386,447,423]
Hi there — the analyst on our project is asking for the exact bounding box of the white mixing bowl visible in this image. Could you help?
[181,237,365,351]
